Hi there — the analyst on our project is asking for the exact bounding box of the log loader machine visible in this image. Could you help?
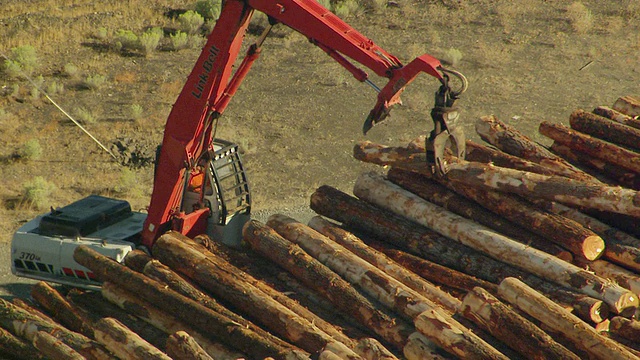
[12,0,467,288]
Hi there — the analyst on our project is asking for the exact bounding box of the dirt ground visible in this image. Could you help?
[0,0,639,253]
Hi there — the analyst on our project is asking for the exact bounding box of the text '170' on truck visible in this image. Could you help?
[12,0,467,289]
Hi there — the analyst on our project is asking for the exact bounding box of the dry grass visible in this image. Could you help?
[566,2,593,34]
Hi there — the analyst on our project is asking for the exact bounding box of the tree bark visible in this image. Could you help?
[609,316,640,343]
[151,232,341,356]
[353,172,639,314]
[388,168,600,261]
[475,115,596,182]
[32,330,85,360]
[498,277,640,360]
[73,245,290,359]
[165,331,213,360]
[355,338,398,360]
[570,109,640,151]
[0,298,113,360]
[242,219,414,350]
[354,140,640,217]
[593,106,640,130]
[31,281,95,338]
[578,259,640,295]
[549,142,640,190]
[123,249,154,273]
[0,326,45,360]
[308,215,461,313]
[402,332,455,360]
[266,214,507,360]
[613,95,640,117]
[94,317,171,360]
[540,120,640,173]
[460,287,579,360]
[100,282,245,360]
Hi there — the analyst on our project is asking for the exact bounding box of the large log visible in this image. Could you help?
[32,330,85,360]
[609,316,640,343]
[460,287,579,360]
[165,331,214,360]
[402,333,455,360]
[73,245,293,359]
[355,338,399,360]
[570,109,640,151]
[265,215,507,360]
[0,326,45,360]
[141,259,299,352]
[31,281,95,338]
[308,215,461,313]
[539,120,640,173]
[124,249,154,272]
[353,172,639,314]
[354,141,640,217]
[0,298,114,360]
[475,114,596,182]
[242,219,414,350]
[170,235,355,350]
[498,277,640,360]
[594,106,640,130]
[100,282,245,360]
[613,95,640,117]
[549,142,640,190]
[151,232,345,356]
[94,317,171,360]
[388,167,601,261]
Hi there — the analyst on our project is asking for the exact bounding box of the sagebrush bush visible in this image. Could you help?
[130,104,144,119]
[46,80,65,95]
[567,2,593,34]
[22,176,56,209]
[334,0,362,18]
[114,168,137,194]
[170,31,189,50]
[442,48,463,66]
[178,11,205,35]
[30,75,45,100]
[18,139,43,160]
[139,27,163,55]
[83,74,107,90]
[195,0,222,20]
[63,63,79,78]
[3,45,39,79]
[75,106,98,123]
[114,29,139,51]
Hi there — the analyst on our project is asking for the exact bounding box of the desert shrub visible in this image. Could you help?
[75,106,98,123]
[46,80,65,95]
[114,29,139,51]
[3,45,39,79]
[333,0,362,18]
[317,0,331,9]
[178,10,205,35]
[22,176,56,209]
[139,27,164,55]
[170,31,189,50]
[130,104,144,119]
[18,139,43,160]
[95,27,109,40]
[566,2,593,34]
[363,0,386,13]
[0,108,10,120]
[195,0,222,20]
[114,168,137,194]
[30,75,45,100]
[63,63,79,78]
[83,74,107,90]
[441,48,463,66]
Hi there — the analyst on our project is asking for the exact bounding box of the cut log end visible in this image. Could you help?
[582,235,606,261]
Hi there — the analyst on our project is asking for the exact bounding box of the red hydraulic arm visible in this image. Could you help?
[140,0,463,247]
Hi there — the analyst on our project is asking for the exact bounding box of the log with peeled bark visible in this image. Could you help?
[549,142,640,190]
[353,172,639,314]
[402,333,455,360]
[609,316,640,343]
[141,259,298,352]
[498,277,640,360]
[32,330,85,360]
[242,219,414,350]
[308,215,461,313]
[594,106,640,130]
[459,287,579,360]
[570,109,640,151]
[355,338,399,360]
[0,298,113,360]
[354,140,640,217]
[475,115,596,182]
[540,120,640,173]
[0,326,45,360]
[388,168,599,261]
[73,246,295,359]
[170,235,356,350]
[577,259,640,296]
[94,317,171,360]
[31,281,94,338]
[67,289,168,352]
[613,95,640,117]
[100,282,245,360]
[165,331,213,360]
[265,215,508,360]
[151,233,345,356]
[124,249,154,273]
[533,200,640,273]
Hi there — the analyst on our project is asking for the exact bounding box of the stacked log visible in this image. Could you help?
[4,95,640,359]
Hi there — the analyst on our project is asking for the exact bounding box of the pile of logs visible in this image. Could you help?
[2,95,640,359]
